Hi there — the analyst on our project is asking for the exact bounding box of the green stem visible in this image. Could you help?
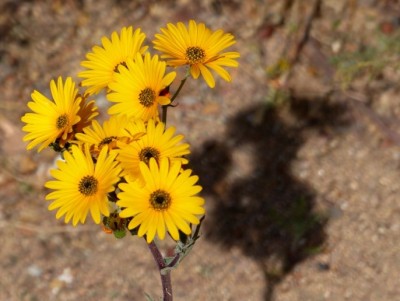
[148,241,173,301]
[162,72,189,125]
[161,105,168,125]
[170,76,188,103]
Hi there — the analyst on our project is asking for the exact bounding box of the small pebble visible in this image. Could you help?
[27,264,42,277]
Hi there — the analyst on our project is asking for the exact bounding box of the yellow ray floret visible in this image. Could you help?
[79,26,148,95]
[116,118,190,181]
[153,20,240,88]
[117,158,205,243]
[107,53,176,121]
[21,77,82,152]
[75,115,144,154]
[45,145,121,225]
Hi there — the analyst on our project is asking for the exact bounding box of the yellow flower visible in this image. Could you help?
[45,145,121,225]
[107,53,176,121]
[153,20,240,88]
[75,115,144,154]
[118,158,205,243]
[117,118,189,180]
[21,77,82,152]
[79,26,148,95]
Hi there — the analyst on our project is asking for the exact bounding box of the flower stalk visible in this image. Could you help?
[162,73,189,124]
[148,241,173,301]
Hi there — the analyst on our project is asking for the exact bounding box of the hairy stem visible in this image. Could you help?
[148,241,173,301]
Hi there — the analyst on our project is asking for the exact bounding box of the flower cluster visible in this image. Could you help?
[21,20,239,243]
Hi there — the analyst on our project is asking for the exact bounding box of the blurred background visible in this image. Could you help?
[1,0,400,300]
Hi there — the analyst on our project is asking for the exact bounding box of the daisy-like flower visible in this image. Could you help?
[45,145,121,225]
[21,77,82,152]
[107,53,176,121]
[75,115,144,154]
[117,118,189,180]
[79,26,148,95]
[153,20,240,88]
[118,158,205,243]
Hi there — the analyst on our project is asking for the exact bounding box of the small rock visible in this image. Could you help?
[58,267,73,284]
[317,262,330,271]
[27,264,42,277]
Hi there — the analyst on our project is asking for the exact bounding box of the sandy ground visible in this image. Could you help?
[1,1,400,300]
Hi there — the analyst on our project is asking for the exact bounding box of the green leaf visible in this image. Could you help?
[160,216,205,275]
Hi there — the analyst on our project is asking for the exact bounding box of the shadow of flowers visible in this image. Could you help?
[190,96,351,300]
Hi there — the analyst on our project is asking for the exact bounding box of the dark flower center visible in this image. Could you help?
[113,61,128,73]
[56,114,69,130]
[139,147,160,164]
[139,88,156,107]
[185,46,206,64]
[150,189,171,211]
[78,175,98,196]
[99,136,117,148]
